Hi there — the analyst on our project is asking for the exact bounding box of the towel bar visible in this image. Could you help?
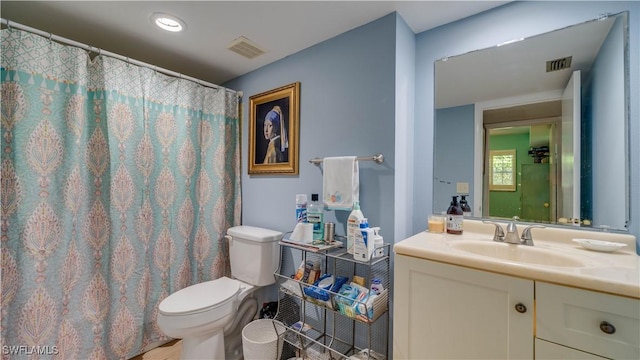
[309,153,384,165]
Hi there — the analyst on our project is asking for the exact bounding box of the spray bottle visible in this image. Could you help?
[296,194,308,224]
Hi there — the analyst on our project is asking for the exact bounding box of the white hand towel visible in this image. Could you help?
[323,156,359,210]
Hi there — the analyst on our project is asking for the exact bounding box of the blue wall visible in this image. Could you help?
[393,14,416,242]
[591,15,627,229]
[415,1,639,251]
[433,105,475,213]
[224,13,398,242]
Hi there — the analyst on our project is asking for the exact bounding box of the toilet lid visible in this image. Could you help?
[159,277,241,316]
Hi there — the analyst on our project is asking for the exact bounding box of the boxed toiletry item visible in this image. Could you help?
[303,274,348,309]
[333,284,388,322]
[354,289,388,323]
[280,279,303,297]
[333,283,360,317]
[291,321,311,333]
[352,275,365,287]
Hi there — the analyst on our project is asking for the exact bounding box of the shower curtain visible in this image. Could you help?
[1,29,241,359]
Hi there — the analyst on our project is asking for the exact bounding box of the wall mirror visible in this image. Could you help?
[434,12,629,231]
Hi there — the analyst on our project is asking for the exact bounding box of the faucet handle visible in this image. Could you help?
[520,225,545,246]
[482,221,505,242]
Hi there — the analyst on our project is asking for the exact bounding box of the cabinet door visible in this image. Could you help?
[393,255,534,359]
[535,338,607,359]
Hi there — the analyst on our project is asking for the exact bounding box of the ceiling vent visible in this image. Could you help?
[546,56,572,72]
[227,36,265,59]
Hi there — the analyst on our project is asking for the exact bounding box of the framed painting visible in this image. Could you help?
[248,82,300,175]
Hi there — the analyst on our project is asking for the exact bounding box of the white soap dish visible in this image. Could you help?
[572,238,627,252]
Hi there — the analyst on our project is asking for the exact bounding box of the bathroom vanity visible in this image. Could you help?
[393,220,639,359]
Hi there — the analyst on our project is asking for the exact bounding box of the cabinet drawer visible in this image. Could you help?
[535,338,607,359]
[536,282,639,360]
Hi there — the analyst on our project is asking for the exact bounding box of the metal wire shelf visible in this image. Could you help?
[273,241,390,359]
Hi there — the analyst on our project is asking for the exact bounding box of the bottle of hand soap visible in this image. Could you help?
[460,195,471,217]
[446,196,463,235]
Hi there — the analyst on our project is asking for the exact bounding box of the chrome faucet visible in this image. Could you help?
[504,216,521,244]
[484,217,545,246]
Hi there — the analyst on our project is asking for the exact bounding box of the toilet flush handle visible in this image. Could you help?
[225,234,233,245]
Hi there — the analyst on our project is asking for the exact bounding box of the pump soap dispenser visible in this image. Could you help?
[446,196,463,235]
[460,195,471,217]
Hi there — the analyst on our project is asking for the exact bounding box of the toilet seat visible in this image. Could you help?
[159,277,242,317]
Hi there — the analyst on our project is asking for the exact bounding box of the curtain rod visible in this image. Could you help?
[0,18,242,98]
[309,154,385,165]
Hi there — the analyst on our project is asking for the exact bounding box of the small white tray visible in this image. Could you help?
[572,238,627,252]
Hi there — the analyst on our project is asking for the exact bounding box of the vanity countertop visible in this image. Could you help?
[394,220,640,299]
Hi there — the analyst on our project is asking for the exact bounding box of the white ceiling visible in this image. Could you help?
[1,0,509,85]
[435,14,617,108]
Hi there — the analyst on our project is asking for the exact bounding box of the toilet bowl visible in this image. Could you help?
[157,277,256,359]
[157,225,282,359]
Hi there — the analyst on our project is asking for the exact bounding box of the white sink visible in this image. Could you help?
[448,240,587,267]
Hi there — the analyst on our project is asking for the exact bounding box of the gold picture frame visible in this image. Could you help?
[248,82,300,175]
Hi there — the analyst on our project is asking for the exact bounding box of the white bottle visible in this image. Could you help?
[346,201,365,254]
[354,218,368,261]
[372,228,384,258]
[365,227,379,260]
[296,194,307,224]
[307,193,324,241]
[355,220,377,262]
[371,278,384,295]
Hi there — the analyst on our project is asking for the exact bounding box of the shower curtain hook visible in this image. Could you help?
[6,20,11,30]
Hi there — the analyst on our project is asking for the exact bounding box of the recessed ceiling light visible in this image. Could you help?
[150,12,186,33]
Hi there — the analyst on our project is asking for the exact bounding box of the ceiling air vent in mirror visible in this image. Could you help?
[546,56,572,72]
[227,36,265,59]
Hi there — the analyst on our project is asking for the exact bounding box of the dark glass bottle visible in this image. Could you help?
[446,196,464,235]
[460,195,472,217]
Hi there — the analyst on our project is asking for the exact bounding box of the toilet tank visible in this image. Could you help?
[227,226,282,286]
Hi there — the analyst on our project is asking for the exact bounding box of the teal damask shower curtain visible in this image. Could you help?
[1,29,241,359]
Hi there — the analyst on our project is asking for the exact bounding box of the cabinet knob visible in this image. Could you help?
[599,321,616,335]
[514,303,527,313]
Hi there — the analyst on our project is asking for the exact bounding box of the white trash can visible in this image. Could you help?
[242,319,286,360]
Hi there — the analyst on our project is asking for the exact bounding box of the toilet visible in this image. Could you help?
[157,225,282,360]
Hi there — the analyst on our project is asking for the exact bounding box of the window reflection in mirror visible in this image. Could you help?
[433,12,629,231]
